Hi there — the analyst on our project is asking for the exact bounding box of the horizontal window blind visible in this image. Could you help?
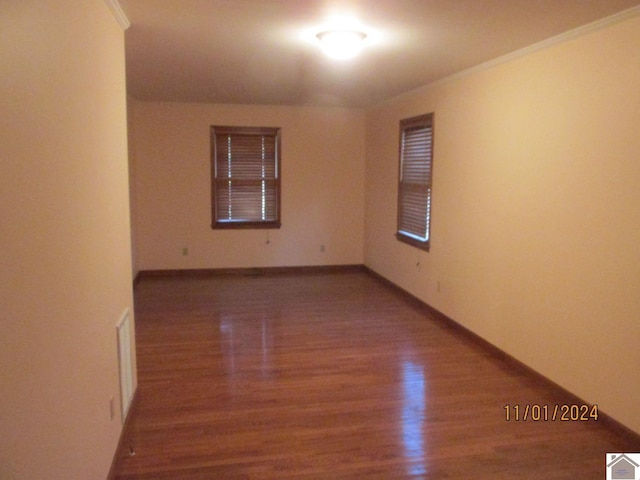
[211,126,281,229]
[397,113,433,251]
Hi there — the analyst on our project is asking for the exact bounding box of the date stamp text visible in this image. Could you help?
[504,404,598,422]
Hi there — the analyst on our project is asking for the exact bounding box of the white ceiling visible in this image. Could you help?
[119,0,640,107]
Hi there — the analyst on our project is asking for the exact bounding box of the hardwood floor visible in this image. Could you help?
[112,269,638,479]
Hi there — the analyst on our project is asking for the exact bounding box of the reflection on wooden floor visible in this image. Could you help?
[112,269,637,479]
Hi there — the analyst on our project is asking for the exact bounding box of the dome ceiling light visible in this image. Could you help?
[316,30,367,60]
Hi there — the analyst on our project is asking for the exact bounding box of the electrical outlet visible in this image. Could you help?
[182,247,189,256]
[110,396,115,421]
[320,245,326,253]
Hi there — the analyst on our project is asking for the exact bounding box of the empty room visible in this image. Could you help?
[2,1,640,479]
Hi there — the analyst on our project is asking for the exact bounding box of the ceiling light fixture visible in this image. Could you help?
[316,30,367,60]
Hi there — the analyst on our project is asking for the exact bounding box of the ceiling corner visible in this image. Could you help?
[103,0,131,31]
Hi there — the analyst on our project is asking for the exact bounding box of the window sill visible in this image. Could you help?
[212,221,281,230]
[396,232,430,252]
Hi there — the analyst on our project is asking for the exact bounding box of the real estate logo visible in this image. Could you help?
[607,454,640,480]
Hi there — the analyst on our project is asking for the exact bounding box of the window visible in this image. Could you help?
[210,126,281,229]
[396,113,434,251]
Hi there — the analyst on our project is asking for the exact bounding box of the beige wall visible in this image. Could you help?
[130,102,365,270]
[365,14,640,434]
[128,96,139,279]
[0,1,135,478]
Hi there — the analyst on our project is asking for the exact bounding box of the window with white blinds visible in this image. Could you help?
[396,113,434,251]
[211,126,281,229]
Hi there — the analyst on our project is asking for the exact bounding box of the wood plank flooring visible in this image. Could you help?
[112,269,638,479]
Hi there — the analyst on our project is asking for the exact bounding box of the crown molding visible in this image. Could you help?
[374,5,640,108]
[103,0,130,30]
[439,4,640,86]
